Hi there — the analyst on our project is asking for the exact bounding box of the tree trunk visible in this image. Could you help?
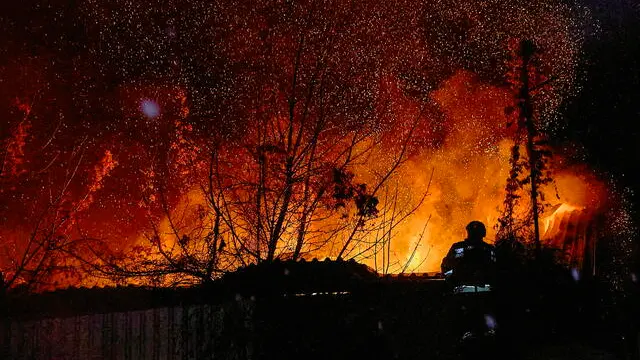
[267,157,294,261]
[519,39,541,256]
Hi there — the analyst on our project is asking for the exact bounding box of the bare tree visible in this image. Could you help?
[0,98,105,293]
[96,4,432,285]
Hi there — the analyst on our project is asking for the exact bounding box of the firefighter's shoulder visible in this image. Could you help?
[450,241,466,248]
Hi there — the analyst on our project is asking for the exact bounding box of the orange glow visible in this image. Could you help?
[135,71,607,278]
[2,99,32,179]
[78,150,118,212]
[0,0,612,290]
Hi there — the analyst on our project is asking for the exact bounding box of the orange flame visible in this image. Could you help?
[137,72,607,277]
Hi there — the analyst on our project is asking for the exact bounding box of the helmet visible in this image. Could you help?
[465,221,487,239]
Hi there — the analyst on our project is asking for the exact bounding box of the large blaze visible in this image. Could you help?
[0,0,633,289]
[327,72,609,273]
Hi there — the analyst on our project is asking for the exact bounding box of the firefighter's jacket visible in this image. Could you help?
[441,239,497,290]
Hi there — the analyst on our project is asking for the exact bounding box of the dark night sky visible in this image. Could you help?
[562,0,640,206]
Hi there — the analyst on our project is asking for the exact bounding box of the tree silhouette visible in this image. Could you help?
[0,96,102,292]
[497,39,555,253]
[96,2,428,285]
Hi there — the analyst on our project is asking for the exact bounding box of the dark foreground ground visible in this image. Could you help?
[4,260,638,359]
[253,286,633,360]
[248,269,638,360]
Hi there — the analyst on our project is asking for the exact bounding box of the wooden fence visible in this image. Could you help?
[7,299,254,360]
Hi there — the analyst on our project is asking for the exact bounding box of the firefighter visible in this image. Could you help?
[442,221,497,290]
[441,221,498,352]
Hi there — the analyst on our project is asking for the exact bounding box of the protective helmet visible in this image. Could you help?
[465,221,487,239]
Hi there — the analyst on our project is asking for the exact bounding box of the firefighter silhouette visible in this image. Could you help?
[442,221,497,289]
[441,221,498,351]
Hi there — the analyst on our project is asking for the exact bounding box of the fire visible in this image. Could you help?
[120,71,608,280]
[1,0,628,289]
[77,150,119,213]
[542,203,583,238]
[2,99,32,179]
[359,159,605,274]
[1,72,612,289]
